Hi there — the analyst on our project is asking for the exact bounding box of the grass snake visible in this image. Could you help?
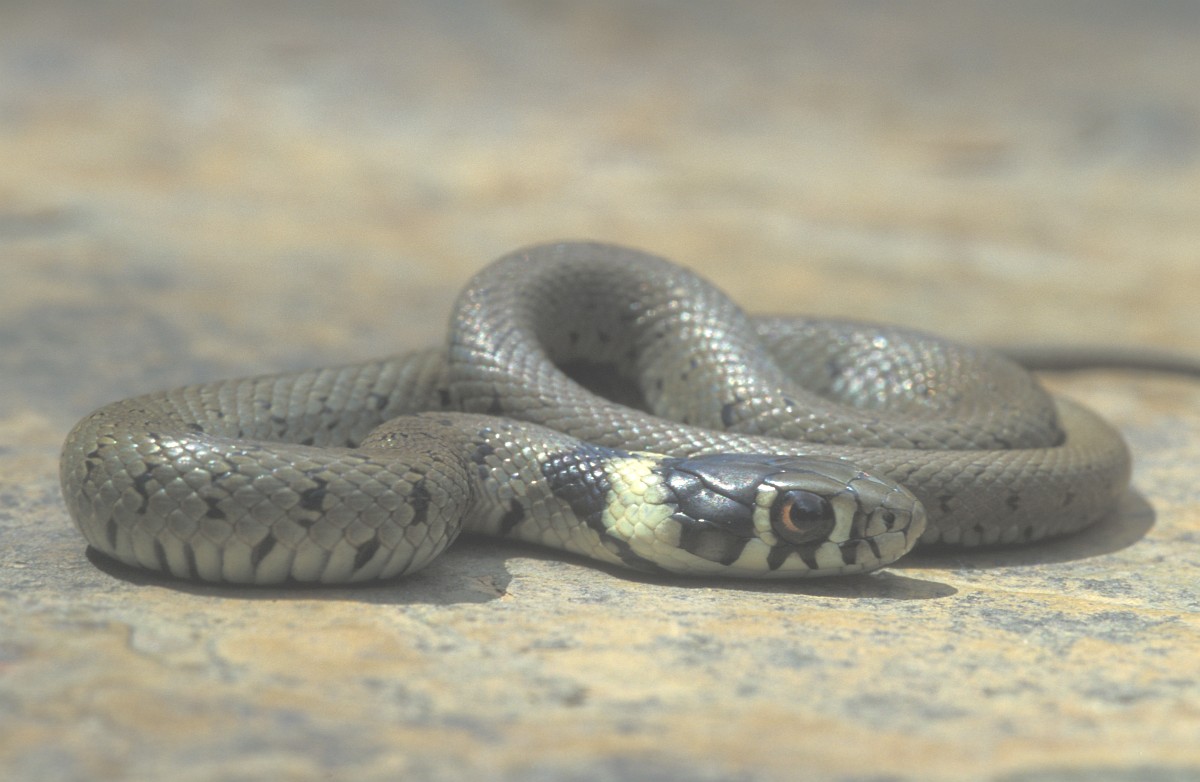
[59,242,1132,583]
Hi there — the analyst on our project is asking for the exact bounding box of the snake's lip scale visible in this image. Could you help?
[59,241,1132,584]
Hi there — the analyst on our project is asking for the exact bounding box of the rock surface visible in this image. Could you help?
[2,2,1199,780]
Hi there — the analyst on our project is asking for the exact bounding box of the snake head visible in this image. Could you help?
[648,454,925,577]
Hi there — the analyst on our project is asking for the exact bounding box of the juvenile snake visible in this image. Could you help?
[59,242,1132,583]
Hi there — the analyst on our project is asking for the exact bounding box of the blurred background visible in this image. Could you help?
[5,1,1198,420]
[3,3,1199,780]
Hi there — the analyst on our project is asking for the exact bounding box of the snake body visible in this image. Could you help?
[60,242,1132,583]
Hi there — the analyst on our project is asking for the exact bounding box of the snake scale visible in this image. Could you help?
[60,242,1132,583]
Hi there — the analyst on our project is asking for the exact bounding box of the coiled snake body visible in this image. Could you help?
[60,243,1131,583]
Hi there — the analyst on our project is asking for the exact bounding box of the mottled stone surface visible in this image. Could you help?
[3,2,1199,780]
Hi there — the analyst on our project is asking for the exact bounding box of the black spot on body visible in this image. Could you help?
[153,540,169,572]
[299,478,329,512]
[540,445,657,571]
[204,496,226,519]
[353,538,380,572]
[541,446,614,531]
[471,441,496,466]
[720,402,737,428]
[409,479,431,526]
[498,499,526,536]
[132,470,155,514]
[105,517,118,549]
[437,388,451,408]
[1006,494,1020,512]
[183,542,199,579]
[185,422,204,433]
[251,535,276,568]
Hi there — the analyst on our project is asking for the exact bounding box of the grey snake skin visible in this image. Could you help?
[59,242,1132,583]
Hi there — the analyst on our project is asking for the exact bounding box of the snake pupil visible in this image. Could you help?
[771,490,836,546]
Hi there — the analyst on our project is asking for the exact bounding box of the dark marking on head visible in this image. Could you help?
[497,499,526,536]
[766,545,792,571]
[298,478,329,512]
[655,455,763,511]
[839,540,859,566]
[674,513,750,566]
[250,534,276,569]
[353,538,380,572]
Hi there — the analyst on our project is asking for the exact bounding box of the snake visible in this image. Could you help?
[59,242,1132,584]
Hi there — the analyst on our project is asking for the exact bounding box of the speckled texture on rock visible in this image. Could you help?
[3,2,1200,781]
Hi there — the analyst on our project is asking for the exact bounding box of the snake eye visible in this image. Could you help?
[771,490,836,545]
